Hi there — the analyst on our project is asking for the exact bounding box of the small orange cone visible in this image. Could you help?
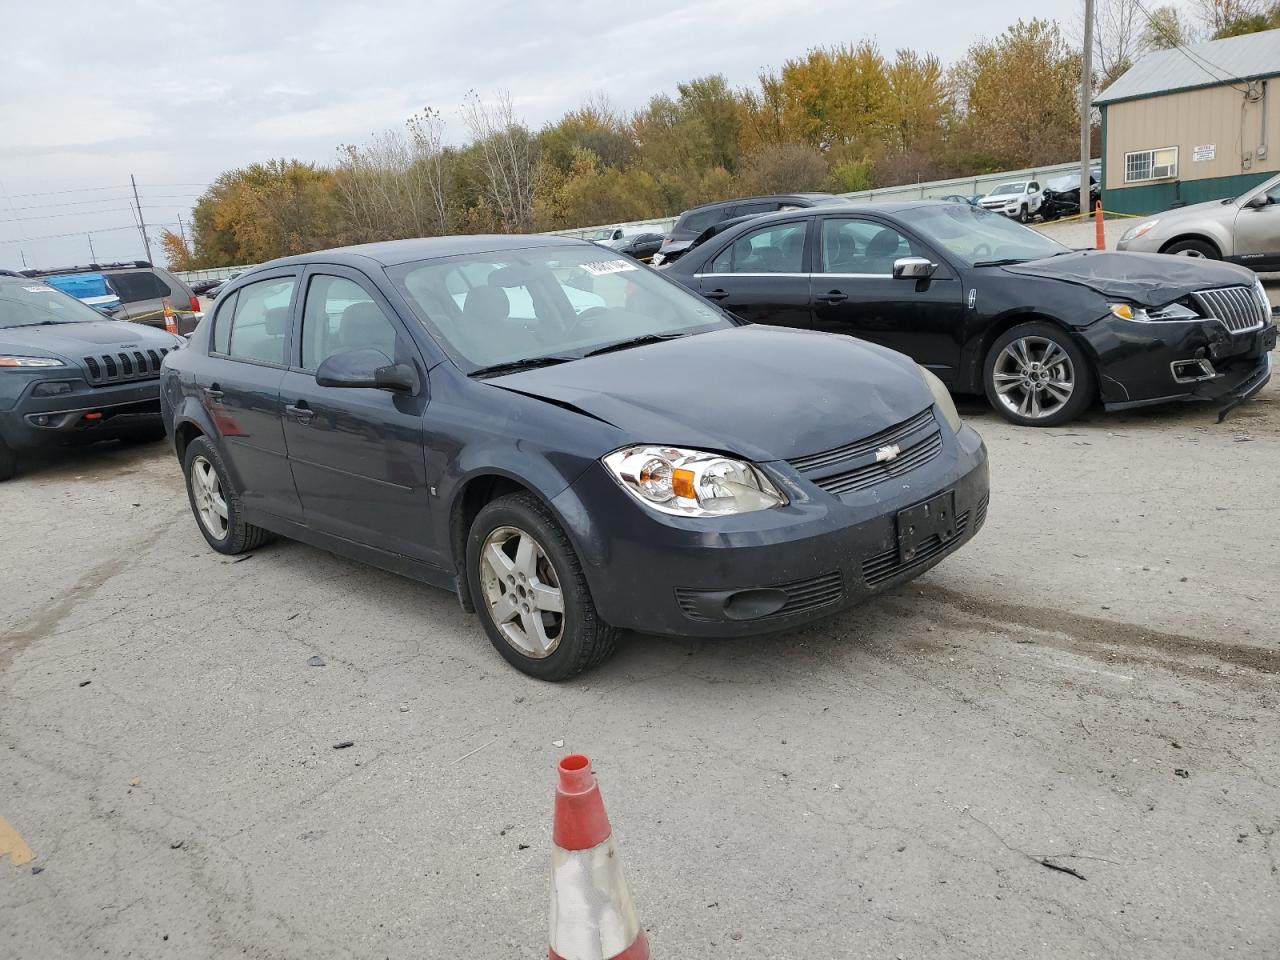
[549,755,648,960]
[162,298,178,334]
[1094,200,1106,250]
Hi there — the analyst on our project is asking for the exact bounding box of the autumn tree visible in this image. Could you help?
[1142,4,1198,47]
[952,20,1081,169]
[159,229,193,271]
[461,90,538,232]
[735,142,828,195]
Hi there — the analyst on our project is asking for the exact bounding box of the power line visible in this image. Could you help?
[1130,0,1253,94]
[0,221,184,245]
[7,182,210,199]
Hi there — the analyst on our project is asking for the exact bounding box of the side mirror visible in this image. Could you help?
[1246,194,1270,209]
[893,257,937,280]
[315,348,419,394]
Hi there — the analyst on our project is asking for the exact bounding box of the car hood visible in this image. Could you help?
[490,326,932,463]
[1144,198,1236,226]
[1000,251,1256,307]
[0,320,182,359]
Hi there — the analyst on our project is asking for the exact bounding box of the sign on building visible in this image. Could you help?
[1193,144,1216,162]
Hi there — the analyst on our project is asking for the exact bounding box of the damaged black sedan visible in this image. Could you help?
[161,236,988,680]
[662,201,1276,426]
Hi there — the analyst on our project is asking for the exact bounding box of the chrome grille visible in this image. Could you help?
[1193,286,1268,334]
[82,347,169,386]
[787,408,936,474]
[862,510,971,587]
[675,571,844,622]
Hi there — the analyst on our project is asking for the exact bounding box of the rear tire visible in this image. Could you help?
[1163,238,1219,260]
[0,438,16,482]
[182,436,270,554]
[466,492,618,681]
[984,322,1094,427]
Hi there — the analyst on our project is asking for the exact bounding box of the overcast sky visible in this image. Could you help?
[0,0,1088,269]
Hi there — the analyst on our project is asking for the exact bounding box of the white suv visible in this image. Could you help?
[977,181,1043,222]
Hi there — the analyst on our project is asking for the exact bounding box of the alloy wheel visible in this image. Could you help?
[190,455,229,540]
[1173,248,1206,258]
[479,525,565,658]
[992,336,1075,420]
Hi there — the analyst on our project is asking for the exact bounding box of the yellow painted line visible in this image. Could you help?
[0,815,34,867]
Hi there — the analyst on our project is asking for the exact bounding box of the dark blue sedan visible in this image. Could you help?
[161,236,989,679]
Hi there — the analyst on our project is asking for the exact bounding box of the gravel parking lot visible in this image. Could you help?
[2,374,1278,958]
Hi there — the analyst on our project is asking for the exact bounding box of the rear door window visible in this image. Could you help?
[107,271,171,303]
[731,201,777,217]
[677,208,723,234]
[719,222,808,273]
[226,278,296,365]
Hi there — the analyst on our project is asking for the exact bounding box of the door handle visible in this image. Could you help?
[704,288,730,301]
[203,384,224,400]
[285,402,314,423]
[815,290,848,304]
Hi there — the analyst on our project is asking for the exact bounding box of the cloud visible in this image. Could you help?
[0,0,1085,266]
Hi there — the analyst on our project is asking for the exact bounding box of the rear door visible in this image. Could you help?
[1232,179,1280,269]
[201,272,303,522]
[809,215,966,381]
[695,219,812,328]
[280,266,436,562]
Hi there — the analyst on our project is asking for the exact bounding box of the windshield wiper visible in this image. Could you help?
[972,257,1036,267]
[468,355,578,378]
[582,332,689,358]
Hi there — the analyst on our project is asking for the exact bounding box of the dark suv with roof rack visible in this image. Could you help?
[22,261,202,335]
[652,193,836,265]
[0,274,184,480]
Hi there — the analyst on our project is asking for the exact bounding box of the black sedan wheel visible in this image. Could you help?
[467,492,618,681]
[984,322,1093,426]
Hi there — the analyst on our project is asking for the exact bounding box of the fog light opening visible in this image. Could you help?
[1171,359,1216,384]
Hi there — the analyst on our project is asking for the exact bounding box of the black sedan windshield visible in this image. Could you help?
[0,280,106,329]
[388,246,731,371]
[897,204,1070,266]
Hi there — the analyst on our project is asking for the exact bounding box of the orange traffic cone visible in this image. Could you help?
[162,298,178,334]
[549,755,648,960]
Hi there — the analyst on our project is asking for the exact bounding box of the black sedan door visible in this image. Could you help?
[279,267,437,563]
[809,215,966,383]
[695,219,812,328]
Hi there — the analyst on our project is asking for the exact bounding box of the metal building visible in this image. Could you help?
[1096,29,1280,214]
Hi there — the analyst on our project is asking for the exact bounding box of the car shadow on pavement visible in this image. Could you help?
[5,436,167,484]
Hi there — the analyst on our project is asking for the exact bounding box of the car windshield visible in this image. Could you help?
[0,280,107,328]
[387,244,732,372]
[1045,175,1079,191]
[897,204,1070,266]
[989,183,1025,196]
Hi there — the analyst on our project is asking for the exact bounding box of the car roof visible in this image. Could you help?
[682,193,834,213]
[238,234,591,275]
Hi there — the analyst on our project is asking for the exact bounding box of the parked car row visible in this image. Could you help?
[17,261,202,334]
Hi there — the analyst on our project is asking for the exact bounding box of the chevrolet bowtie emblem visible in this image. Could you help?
[876,444,901,463]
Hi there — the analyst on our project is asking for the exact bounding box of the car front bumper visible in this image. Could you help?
[0,377,162,450]
[1081,316,1276,412]
[552,422,990,637]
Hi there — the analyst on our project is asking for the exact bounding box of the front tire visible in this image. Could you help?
[466,492,618,681]
[984,322,1094,427]
[1017,205,1030,223]
[1163,238,1219,260]
[182,436,269,554]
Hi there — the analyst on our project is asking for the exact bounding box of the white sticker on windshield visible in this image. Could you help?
[580,259,637,276]
[23,285,56,294]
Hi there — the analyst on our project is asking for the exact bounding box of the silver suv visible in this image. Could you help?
[1116,172,1280,270]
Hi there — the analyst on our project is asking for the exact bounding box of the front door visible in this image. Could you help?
[696,219,812,327]
[1232,179,1280,270]
[809,216,966,382]
[201,273,303,523]
[280,268,436,563]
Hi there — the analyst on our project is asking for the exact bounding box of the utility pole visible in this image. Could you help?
[87,233,97,262]
[130,174,152,263]
[1081,0,1095,219]
[177,213,188,247]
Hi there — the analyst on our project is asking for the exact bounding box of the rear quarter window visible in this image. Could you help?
[108,271,171,303]
[676,207,724,234]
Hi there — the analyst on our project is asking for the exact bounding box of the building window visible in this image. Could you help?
[1124,147,1178,183]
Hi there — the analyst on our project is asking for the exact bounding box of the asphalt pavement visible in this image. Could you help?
[1,372,1278,958]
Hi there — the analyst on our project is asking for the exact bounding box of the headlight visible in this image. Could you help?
[602,445,787,517]
[919,366,962,433]
[1121,218,1159,242]
[1109,301,1200,322]
[0,356,67,369]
